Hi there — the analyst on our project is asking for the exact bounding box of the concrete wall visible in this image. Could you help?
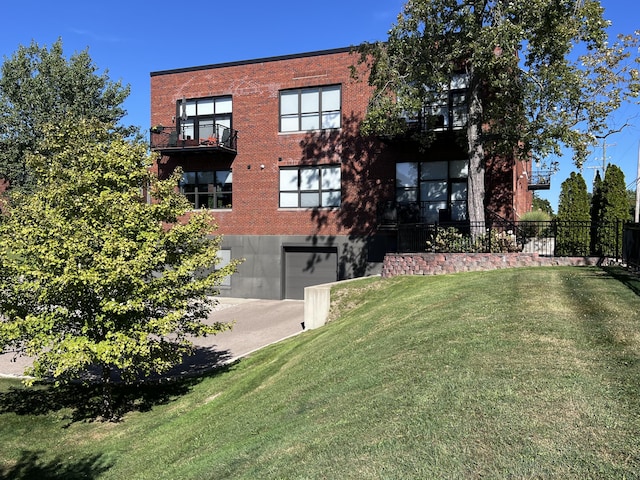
[220,234,383,299]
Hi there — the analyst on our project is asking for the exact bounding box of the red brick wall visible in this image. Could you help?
[513,158,533,218]
[150,49,393,237]
[150,48,530,236]
[484,154,533,221]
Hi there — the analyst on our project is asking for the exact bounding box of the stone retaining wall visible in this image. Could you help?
[382,253,603,278]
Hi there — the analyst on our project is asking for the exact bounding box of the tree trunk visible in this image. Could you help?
[467,75,486,238]
[101,364,115,421]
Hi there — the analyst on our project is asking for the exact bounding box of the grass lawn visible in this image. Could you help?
[1,266,639,479]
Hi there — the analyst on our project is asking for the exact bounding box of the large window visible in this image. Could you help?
[396,160,468,222]
[180,170,232,209]
[425,73,469,130]
[178,96,232,142]
[280,85,341,132]
[279,165,341,208]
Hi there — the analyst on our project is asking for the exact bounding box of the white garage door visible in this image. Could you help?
[283,247,338,300]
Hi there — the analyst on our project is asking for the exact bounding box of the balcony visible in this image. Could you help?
[528,170,552,190]
[150,124,238,155]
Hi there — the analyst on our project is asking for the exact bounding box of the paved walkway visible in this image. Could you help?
[0,298,305,378]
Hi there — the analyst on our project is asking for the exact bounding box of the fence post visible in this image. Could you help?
[616,219,621,261]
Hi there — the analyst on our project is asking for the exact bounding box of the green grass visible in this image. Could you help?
[1,266,639,479]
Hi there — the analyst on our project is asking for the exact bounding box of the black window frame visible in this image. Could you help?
[279,85,342,133]
[395,160,468,222]
[179,170,232,210]
[279,165,342,208]
[177,95,233,142]
[421,73,469,131]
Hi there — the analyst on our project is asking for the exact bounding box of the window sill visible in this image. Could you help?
[277,207,340,211]
[278,128,342,136]
[187,208,232,212]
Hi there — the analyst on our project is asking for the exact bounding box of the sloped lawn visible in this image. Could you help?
[1,266,639,479]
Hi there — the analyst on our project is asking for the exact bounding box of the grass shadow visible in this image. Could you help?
[0,450,112,480]
[0,346,236,423]
[561,267,640,416]
[601,266,640,296]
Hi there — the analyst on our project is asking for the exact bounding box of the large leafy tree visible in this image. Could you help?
[0,38,131,191]
[357,0,639,230]
[0,120,240,419]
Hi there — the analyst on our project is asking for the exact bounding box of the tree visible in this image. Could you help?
[590,169,604,252]
[0,38,131,191]
[594,164,630,255]
[628,188,637,220]
[556,171,590,255]
[357,0,640,232]
[532,193,554,217]
[0,119,240,420]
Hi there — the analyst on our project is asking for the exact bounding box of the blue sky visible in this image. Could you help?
[1,0,638,211]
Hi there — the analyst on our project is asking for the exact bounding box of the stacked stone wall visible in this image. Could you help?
[382,253,602,277]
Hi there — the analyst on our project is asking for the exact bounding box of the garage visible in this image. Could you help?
[283,246,338,299]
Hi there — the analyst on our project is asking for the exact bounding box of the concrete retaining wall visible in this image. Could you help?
[303,277,371,330]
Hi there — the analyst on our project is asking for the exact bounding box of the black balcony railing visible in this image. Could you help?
[150,124,238,153]
[528,170,552,190]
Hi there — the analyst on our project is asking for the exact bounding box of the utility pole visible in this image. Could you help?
[590,124,630,184]
[601,140,613,173]
[635,142,639,223]
[586,139,615,185]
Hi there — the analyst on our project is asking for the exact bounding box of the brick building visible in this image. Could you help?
[149,47,534,300]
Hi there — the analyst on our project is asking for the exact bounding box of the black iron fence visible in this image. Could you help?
[395,219,631,260]
[624,223,640,270]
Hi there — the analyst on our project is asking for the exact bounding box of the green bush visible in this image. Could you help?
[519,210,552,238]
[426,227,469,252]
[426,227,520,253]
[520,211,551,222]
[485,229,521,253]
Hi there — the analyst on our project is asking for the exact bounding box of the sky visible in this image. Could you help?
[0,0,638,212]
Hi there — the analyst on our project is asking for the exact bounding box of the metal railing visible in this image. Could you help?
[150,124,238,152]
[528,170,552,190]
[624,223,640,270]
[394,218,629,260]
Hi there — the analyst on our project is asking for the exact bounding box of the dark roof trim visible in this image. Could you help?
[150,46,356,77]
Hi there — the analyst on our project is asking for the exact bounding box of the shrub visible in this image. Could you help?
[426,227,520,253]
[519,210,552,238]
[520,210,551,222]
[426,227,469,252]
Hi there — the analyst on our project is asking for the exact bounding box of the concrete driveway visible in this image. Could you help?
[0,298,305,379]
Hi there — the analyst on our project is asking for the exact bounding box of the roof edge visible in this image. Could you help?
[150,46,357,77]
